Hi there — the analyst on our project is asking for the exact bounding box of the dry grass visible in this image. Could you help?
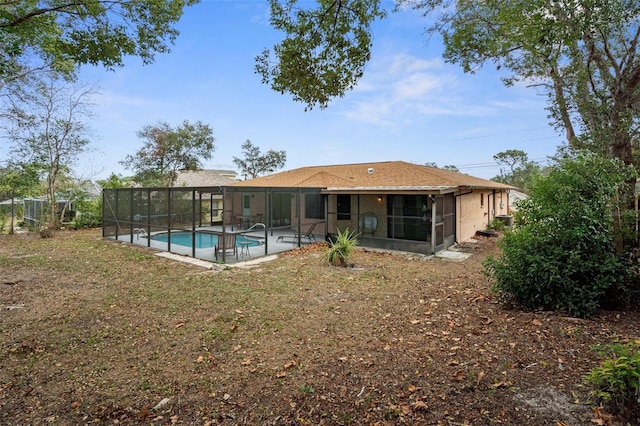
[0,229,639,425]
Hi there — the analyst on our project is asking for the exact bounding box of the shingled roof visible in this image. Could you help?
[173,169,238,187]
[228,161,511,192]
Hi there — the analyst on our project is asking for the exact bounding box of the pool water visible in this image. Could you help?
[151,232,261,249]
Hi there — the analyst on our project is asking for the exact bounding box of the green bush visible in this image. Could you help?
[73,198,102,229]
[323,228,358,267]
[484,152,635,318]
[487,218,505,232]
[584,341,640,419]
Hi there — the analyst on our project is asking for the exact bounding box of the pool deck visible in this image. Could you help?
[111,225,320,264]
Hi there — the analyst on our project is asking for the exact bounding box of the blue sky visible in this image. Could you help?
[76,0,565,181]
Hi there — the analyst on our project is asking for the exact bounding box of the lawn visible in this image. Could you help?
[0,229,638,425]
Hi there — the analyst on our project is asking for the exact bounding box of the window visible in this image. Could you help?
[305,194,324,219]
[337,194,351,220]
[480,193,484,207]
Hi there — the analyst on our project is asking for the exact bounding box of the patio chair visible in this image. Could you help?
[215,233,238,261]
[276,222,318,244]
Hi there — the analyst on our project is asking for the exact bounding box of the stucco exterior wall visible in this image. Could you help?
[456,189,509,242]
[327,194,388,237]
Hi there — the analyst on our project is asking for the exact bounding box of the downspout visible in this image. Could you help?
[487,193,496,226]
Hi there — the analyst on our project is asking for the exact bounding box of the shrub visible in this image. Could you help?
[73,198,102,229]
[584,341,640,420]
[323,228,358,267]
[484,152,635,318]
[487,218,505,232]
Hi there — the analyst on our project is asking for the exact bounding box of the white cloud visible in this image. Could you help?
[340,51,548,127]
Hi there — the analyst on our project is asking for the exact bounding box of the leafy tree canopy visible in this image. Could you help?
[425,162,460,172]
[0,0,198,88]
[261,1,640,171]
[491,149,542,192]
[121,120,215,186]
[3,75,96,227]
[97,173,136,189]
[233,140,286,179]
[256,0,386,110]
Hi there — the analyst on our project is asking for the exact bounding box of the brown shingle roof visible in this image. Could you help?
[228,161,511,191]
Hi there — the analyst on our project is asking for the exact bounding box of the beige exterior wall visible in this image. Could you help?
[456,189,509,242]
[327,194,387,237]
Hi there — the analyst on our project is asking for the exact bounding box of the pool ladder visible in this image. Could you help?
[133,228,148,240]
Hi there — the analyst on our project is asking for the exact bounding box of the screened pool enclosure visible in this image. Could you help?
[103,185,458,263]
[102,186,328,262]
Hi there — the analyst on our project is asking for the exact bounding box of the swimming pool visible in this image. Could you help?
[151,232,262,249]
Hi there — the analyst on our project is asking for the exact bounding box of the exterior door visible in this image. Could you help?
[433,194,455,252]
[242,194,251,217]
[271,193,291,227]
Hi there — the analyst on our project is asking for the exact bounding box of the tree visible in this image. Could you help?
[492,150,542,192]
[97,173,136,189]
[256,0,386,110]
[410,0,640,169]
[233,140,287,179]
[3,76,96,228]
[493,150,528,176]
[260,1,640,171]
[425,162,460,172]
[484,152,636,318]
[121,120,215,186]
[0,161,42,233]
[0,0,198,90]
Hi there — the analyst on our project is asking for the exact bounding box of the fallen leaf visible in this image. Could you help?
[408,384,421,392]
[476,371,485,387]
[196,355,204,363]
[276,371,287,378]
[413,400,428,411]
[410,319,421,325]
[452,370,466,381]
[284,360,297,369]
[174,322,184,329]
[532,319,543,326]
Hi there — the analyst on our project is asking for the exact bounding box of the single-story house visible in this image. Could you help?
[173,169,238,223]
[223,161,513,254]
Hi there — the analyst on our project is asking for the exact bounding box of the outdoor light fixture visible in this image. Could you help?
[422,204,428,221]
[377,196,383,203]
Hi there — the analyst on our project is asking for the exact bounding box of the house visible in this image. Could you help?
[223,161,513,254]
[173,169,238,223]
